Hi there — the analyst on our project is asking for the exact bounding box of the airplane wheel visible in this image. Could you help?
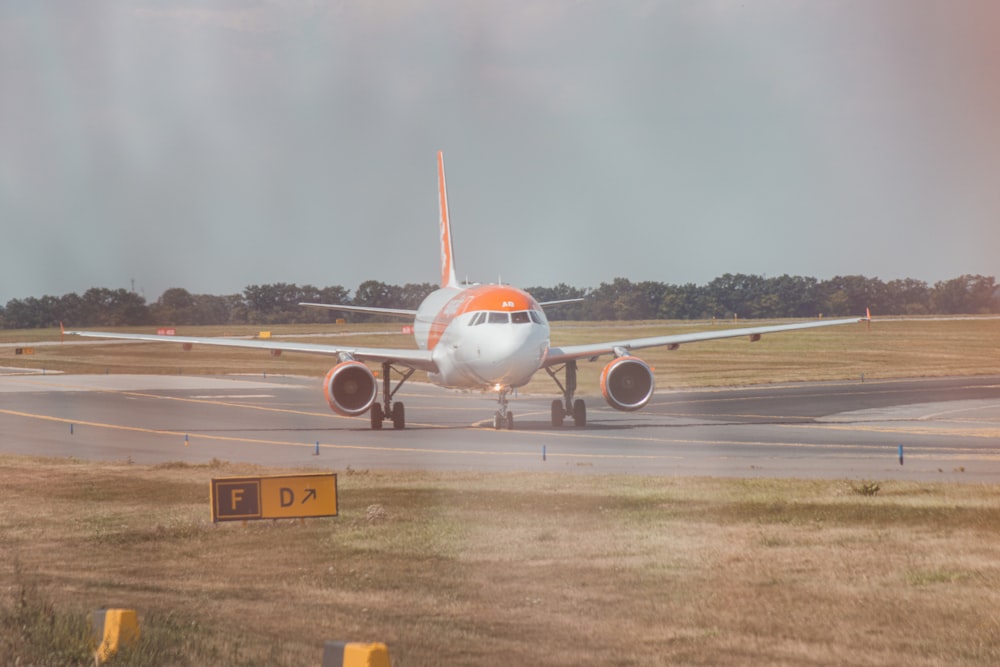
[391,402,405,430]
[505,411,514,430]
[370,403,383,430]
[493,413,502,430]
[551,400,565,427]
[572,399,587,427]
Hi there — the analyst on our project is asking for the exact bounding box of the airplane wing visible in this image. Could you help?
[544,315,869,367]
[298,302,417,319]
[66,330,439,372]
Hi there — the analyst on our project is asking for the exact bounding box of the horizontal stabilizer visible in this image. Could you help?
[539,298,585,308]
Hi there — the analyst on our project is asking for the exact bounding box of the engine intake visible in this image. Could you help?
[600,356,655,411]
[323,361,378,416]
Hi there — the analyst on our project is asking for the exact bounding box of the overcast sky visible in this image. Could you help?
[2,1,998,304]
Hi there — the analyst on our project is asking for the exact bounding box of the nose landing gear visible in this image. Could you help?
[493,386,514,430]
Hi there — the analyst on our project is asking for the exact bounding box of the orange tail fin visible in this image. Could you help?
[437,151,459,289]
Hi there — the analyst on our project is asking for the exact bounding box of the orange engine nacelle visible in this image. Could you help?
[323,361,378,416]
[600,356,655,412]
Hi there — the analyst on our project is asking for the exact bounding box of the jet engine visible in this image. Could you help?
[600,356,655,411]
[323,361,378,416]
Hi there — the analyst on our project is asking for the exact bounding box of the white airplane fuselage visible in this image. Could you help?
[415,284,551,390]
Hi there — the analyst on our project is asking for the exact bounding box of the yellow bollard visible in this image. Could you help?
[322,641,391,667]
[92,608,140,664]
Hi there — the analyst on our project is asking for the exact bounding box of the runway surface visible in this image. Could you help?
[2,371,999,481]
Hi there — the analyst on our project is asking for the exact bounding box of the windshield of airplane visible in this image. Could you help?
[468,311,543,326]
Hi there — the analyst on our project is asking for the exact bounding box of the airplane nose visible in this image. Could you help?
[467,324,546,385]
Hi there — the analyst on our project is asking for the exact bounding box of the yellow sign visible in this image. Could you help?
[211,473,337,522]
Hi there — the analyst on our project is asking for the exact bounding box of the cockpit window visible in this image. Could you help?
[470,310,544,325]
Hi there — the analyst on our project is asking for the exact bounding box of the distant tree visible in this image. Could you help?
[3,297,50,328]
[242,283,307,324]
[191,293,235,325]
[658,283,707,319]
[931,275,999,314]
[767,275,822,318]
[293,284,351,323]
[819,276,885,316]
[525,283,587,320]
[58,292,86,325]
[77,288,149,326]
[353,280,398,308]
[151,288,197,324]
[3,273,998,329]
[704,274,767,319]
[399,282,437,309]
[150,288,239,325]
[884,279,930,315]
[349,280,402,321]
[582,278,632,320]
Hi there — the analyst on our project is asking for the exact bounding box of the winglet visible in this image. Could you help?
[437,151,459,289]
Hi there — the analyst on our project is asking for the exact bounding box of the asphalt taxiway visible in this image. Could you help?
[1,372,999,480]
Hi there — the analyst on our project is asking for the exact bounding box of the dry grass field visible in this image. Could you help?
[3,316,1000,390]
[2,317,1000,665]
[3,459,1000,666]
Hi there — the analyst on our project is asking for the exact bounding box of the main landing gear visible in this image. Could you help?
[492,387,514,430]
[370,361,414,430]
[545,359,587,427]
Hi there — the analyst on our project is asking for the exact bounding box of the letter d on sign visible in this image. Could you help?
[280,487,294,507]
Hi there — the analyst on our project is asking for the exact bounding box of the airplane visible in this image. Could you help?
[68,152,870,431]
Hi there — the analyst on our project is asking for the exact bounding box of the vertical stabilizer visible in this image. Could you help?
[437,151,459,289]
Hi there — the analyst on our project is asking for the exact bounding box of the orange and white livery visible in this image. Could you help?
[70,152,870,430]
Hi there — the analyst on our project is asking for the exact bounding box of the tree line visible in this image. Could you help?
[1,274,997,330]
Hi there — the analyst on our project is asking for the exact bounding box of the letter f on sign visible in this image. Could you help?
[231,488,244,511]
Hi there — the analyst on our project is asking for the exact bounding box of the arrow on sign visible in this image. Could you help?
[303,488,317,504]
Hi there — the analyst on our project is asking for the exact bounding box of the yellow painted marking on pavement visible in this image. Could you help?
[6,406,999,462]
[3,375,452,429]
[0,407,670,460]
[487,413,1000,460]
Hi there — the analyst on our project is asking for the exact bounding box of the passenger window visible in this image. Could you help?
[511,311,530,324]
[488,312,510,324]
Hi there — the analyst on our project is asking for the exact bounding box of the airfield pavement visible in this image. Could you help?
[2,371,1000,481]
